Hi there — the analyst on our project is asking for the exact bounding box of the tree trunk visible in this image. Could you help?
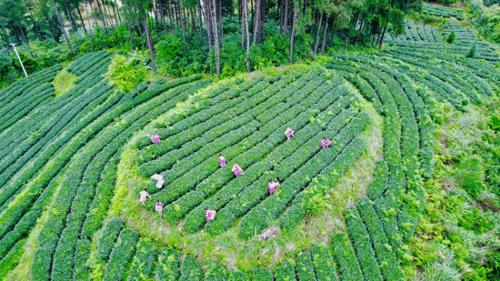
[211,0,221,74]
[63,3,78,32]
[289,1,297,64]
[104,0,117,27]
[45,12,59,41]
[313,12,323,56]
[144,19,157,73]
[183,7,188,33]
[53,0,72,51]
[108,1,118,26]
[182,6,187,32]
[77,7,88,34]
[259,0,264,40]
[172,3,178,28]
[250,0,254,25]
[238,0,242,27]
[229,0,234,19]
[216,0,222,46]
[137,22,146,49]
[100,0,112,27]
[88,0,97,29]
[321,18,329,53]
[158,0,167,31]
[113,1,122,24]
[241,0,245,48]
[167,0,174,31]
[27,4,42,39]
[190,8,196,34]
[17,25,29,46]
[204,0,214,73]
[282,0,289,34]
[242,0,250,70]
[178,3,186,40]
[378,25,387,49]
[95,0,108,29]
[197,2,203,33]
[355,18,365,43]
[252,0,261,44]
[154,1,160,30]
[126,18,135,50]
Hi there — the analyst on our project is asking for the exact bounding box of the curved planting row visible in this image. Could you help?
[91,217,348,281]
[0,51,209,279]
[0,54,115,214]
[422,2,465,20]
[0,64,60,109]
[385,20,442,44]
[133,68,370,240]
[29,78,207,281]
[386,19,498,62]
[0,67,114,198]
[66,51,111,76]
[0,52,113,163]
[383,47,499,91]
[321,37,497,280]
[0,24,498,280]
[0,65,61,132]
[442,21,499,62]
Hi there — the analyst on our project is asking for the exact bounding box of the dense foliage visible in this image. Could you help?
[468,0,500,43]
[106,54,150,92]
[0,2,498,281]
[0,0,422,86]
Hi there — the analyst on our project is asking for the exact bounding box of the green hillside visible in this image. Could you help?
[0,3,498,281]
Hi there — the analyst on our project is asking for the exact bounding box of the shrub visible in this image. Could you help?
[457,208,495,234]
[311,245,339,281]
[127,239,157,280]
[204,263,228,281]
[154,248,180,280]
[469,1,500,43]
[156,34,209,77]
[296,252,316,281]
[251,268,273,281]
[466,44,477,58]
[102,228,139,281]
[455,156,484,198]
[106,54,149,92]
[96,218,124,261]
[52,69,77,95]
[446,31,456,43]
[331,232,364,281]
[344,208,383,281]
[421,262,461,281]
[179,255,201,281]
[274,260,296,281]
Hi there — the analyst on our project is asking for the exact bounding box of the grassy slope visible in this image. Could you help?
[0,5,497,278]
[405,100,499,280]
[105,67,382,270]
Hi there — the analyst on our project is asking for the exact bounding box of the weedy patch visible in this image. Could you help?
[52,68,76,96]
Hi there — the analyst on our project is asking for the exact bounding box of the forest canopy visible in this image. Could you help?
[0,0,423,83]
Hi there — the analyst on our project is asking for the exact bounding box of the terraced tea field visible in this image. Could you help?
[422,2,465,20]
[0,15,498,281]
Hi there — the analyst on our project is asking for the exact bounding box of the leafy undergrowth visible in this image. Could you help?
[106,54,150,93]
[0,13,498,278]
[109,69,382,270]
[405,100,499,281]
[52,68,77,96]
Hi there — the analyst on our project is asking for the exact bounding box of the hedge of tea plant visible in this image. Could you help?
[0,16,498,280]
[422,2,465,20]
[134,69,368,241]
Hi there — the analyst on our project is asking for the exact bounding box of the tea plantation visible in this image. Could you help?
[0,7,498,281]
